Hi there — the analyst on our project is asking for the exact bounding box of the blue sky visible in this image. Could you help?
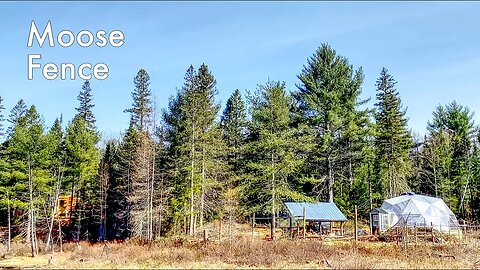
[1,1,480,140]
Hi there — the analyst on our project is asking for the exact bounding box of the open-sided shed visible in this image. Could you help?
[284,202,348,236]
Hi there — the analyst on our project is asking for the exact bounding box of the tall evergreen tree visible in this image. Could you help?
[469,129,480,220]
[221,89,247,175]
[7,105,50,256]
[427,101,474,216]
[244,81,311,240]
[162,67,195,235]
[64,116,100,241]
[0,96,5,139]
[194,64,223,229]
[162,64,224,236]
[76,80,96,129]
[7,99,27,135]
[125,69,153,132]
[110,123,139,239]
[296,43,365,203]
[374,67,413,200]
[121,69,157,239]
[416,130,453,198]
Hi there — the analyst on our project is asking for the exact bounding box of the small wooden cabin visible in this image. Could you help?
[55,195,79,224]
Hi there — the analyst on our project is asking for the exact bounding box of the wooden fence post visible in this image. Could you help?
[251,213,255,238]
[289,217,293,239]
[303,207,306,239]
[414,225,417,246]
[396,227,399,245]
[439,223,442,242]
[424,218,427,242]
[431,222,434,243]
[354,205,358,242]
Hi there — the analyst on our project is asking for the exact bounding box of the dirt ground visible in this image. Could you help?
[1,222,479,269]
[1,237,479,269]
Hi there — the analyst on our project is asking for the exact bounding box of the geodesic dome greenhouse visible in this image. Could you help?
[370,192,461,233]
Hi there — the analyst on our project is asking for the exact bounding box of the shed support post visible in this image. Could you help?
[297,221,300,238]
[289,217,293,239]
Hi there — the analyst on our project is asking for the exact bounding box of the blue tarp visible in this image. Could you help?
[284,202,347,222]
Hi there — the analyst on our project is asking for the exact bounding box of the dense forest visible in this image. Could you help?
[1,43,479,252]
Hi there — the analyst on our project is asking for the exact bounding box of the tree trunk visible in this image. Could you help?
[46,168,62,252]
[270,152,276,240]
[348,140,353,189]
[28,157,36,257]
[7,189,11,252]
[327,154,334,203]
[76,184,82,242]
[58,220,63,252]
[69,176,75,226]
[189,123,195,237]
[149,154,154,240]
[368,163,373,210]
[200,150,205,228]
[433,161,438,197]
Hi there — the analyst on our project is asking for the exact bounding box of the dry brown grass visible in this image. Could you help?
[2,228,480,269]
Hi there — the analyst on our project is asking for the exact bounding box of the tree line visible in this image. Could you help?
[1,43,479,251]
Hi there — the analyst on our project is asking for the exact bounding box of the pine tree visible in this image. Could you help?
[64,116,100,241]
[427,101,474,216]
[296,43,365,203]
[122,69,159,239]
[43,116,65,251]
[46,116,64,168]
[336,110,374,217]
[417,130,454,199]
[374,67,413,200]
[194,64,222,229]
[66,80,101,241]
[110,123,139,239]
[469,129,480,220]
[162,88,190,235]
[162,64,224,236]
[76,80,96,130]
[244,81,311,240]
[7,105,49,256]
[0,96,5,139]
[7,99,27,135]
[221,89,247,174]
[125,69,153,132]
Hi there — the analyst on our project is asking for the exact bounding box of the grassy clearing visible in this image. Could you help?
[1,223,479,269]
[1,235,479,269]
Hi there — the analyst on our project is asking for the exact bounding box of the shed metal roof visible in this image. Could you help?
[284,202,347,222]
